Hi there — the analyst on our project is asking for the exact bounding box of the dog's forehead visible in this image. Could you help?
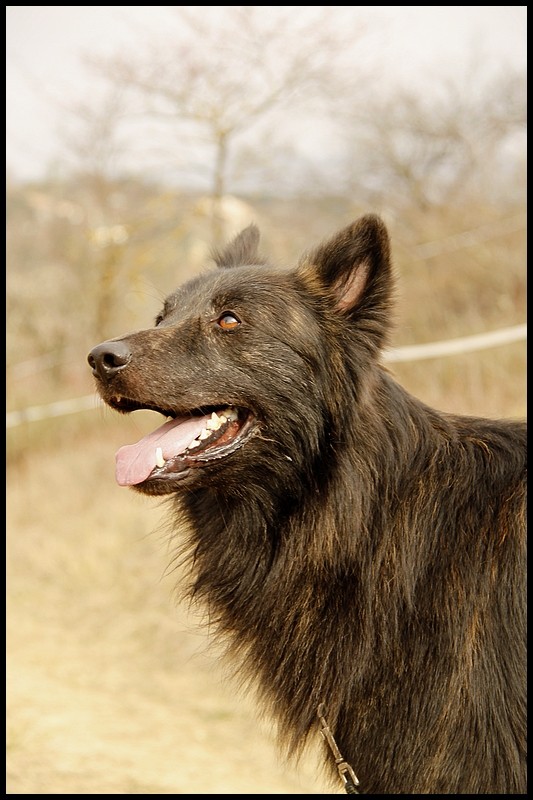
[166,265,293,311]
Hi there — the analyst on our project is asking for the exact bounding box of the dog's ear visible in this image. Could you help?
[298,214,394,345]
[300,214,392,313]
[212,224,264,268]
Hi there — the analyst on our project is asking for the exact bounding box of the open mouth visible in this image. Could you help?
[110,397,256,486]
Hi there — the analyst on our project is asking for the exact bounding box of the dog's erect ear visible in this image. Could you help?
[300,214,392,313]
[212,224,265,268]
[298,214,394,345]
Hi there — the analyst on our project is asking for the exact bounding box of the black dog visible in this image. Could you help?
[88,215,526,794]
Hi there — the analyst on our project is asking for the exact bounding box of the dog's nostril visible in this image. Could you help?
[87,340,132,379]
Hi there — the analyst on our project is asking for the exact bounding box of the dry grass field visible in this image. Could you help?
[6,418,331,794]
[6,201,526,794]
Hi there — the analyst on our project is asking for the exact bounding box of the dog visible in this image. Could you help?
[88,214,526,794]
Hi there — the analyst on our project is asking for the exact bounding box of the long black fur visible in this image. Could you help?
[88,215,526,793]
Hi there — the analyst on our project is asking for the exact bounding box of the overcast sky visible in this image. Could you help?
[6,5,527,182]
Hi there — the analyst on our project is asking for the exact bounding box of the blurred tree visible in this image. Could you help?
[61,85,131,341]
[92,6,368,246]
[340,67,527,210]
[60,88,191,343]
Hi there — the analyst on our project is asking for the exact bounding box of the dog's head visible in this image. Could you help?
[88,214,393,497]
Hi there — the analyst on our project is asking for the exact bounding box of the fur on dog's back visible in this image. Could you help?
[89,215,526,794]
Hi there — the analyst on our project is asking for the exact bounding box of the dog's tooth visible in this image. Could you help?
[225,409,238,422]
[155,447,165,468]
[199,428,212,440]
[219,414,227,424]
[187,438,201,449]
[206,412,222,431]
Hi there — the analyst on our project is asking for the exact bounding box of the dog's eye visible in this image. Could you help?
[217,312,241,330]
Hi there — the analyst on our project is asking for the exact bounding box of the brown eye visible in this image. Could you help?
[217,312,241,330]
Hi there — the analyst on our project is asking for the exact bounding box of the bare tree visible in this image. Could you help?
[340,67,527,210]
[93,6,368,246]
[59,85,134,341]
[62,85,130,207]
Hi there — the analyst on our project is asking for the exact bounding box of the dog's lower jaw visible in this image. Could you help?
[129,472,194,496]
[127,418,260,495]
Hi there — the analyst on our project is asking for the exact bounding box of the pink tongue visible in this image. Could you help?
[115,414,211,486]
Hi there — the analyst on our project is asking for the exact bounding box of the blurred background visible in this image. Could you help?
[6,6,527,794]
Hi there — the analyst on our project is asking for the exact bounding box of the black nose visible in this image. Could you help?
[87,340,132,381]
